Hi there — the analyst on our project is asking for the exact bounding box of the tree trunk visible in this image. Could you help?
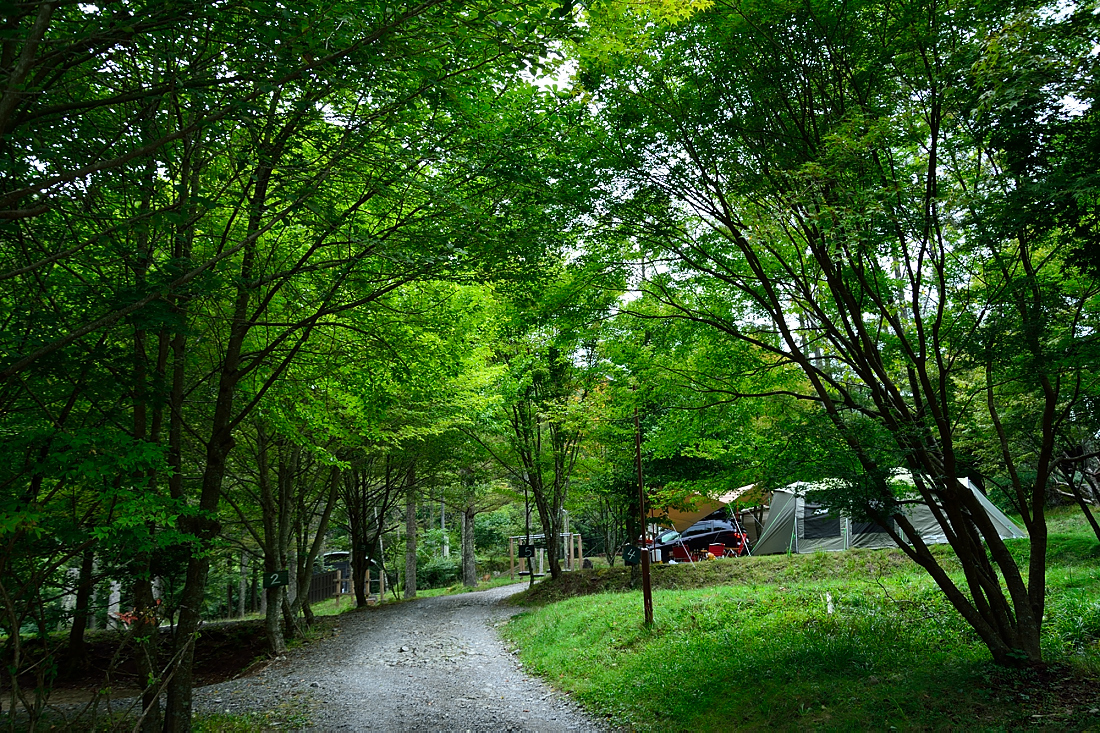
[1062,457,1100,543]
[281,591,296,641]
[441,501,449,557]
[352,525,369,608]
[238,553,248,618]
[533,488,564,580]
[287,466,341,627]
[163,551,211,732]
[132,571,161,733]
[1069,478,1100,542]
[64,547,95,673]
[258,422,287,654]
[164,146,269,730]
[405,487,417,599]
[265,585,286,656]
[462,506,477,587]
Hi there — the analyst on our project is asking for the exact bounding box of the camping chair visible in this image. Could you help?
[670,544,694,563]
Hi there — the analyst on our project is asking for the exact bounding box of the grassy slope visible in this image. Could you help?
[505,508,1100,732]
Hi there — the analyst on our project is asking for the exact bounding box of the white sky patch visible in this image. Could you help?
[521,49,577,93]
[1062,94,1091,116]
[1037,0,1077,22]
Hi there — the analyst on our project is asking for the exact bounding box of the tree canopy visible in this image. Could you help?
[2,0,1099,727]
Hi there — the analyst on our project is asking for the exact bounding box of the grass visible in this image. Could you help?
[412,573,529,598]
[308,593,358,616]
[515,544,946,606]
[194,698,313,732]
[504,507,1100,732]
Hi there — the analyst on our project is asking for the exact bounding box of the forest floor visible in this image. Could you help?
[16,618,276,709]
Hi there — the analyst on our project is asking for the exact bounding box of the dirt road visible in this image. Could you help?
[193,583,602,731]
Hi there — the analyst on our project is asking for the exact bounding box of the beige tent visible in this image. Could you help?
[650,485,755,532]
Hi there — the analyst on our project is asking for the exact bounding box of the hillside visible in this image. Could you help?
[505,509,1100,731]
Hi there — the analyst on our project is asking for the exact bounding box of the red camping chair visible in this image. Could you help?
[670,545,693,563]
[725,534,749,556]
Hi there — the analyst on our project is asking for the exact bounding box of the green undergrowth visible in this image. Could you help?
[305,594,358,616]
[505,509,1100,731]
[515,545,950,606]
[195,697,313,732]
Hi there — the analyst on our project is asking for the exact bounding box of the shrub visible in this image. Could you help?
[417,555,461,589]
[1047,591,1100,653]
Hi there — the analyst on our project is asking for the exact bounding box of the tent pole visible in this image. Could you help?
[736,513,753,556]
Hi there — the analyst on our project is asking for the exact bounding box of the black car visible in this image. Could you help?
[639,528,682,547]
[653,511,750,561]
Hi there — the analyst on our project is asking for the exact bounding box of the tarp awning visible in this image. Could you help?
[649,485,754,532]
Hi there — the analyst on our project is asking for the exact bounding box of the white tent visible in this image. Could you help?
[753,477,1026,555]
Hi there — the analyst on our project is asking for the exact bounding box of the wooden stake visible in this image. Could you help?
[635,390,653,626]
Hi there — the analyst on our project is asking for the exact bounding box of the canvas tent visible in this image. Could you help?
[649,484,756,532]
[753,477,1026,555]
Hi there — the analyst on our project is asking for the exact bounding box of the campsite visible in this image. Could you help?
[3,0,1100,730]
[509,506,1100,731]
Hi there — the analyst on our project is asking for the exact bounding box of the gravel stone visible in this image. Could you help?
[192,583,604,731]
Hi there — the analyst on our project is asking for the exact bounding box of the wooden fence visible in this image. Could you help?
[307,569,340,605]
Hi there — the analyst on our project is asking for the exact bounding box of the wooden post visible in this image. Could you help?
[509,538,515,580]
[539,548,544,576]
[578,534,584,566]
[635,397,654,626]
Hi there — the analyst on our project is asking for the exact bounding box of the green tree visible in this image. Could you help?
[583,0,1100,664]
[1,2,582,728]
[472,265,619,579]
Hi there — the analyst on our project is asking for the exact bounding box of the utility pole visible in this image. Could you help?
[634,387,653,626]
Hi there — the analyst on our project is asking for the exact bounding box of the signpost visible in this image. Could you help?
[262,569,289,588]
[622,545,642,566]
[517,544,536,559]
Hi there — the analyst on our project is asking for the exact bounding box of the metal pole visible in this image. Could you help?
[634,389,653,626]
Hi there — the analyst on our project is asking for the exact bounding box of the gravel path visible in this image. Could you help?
[193,584,603,731]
